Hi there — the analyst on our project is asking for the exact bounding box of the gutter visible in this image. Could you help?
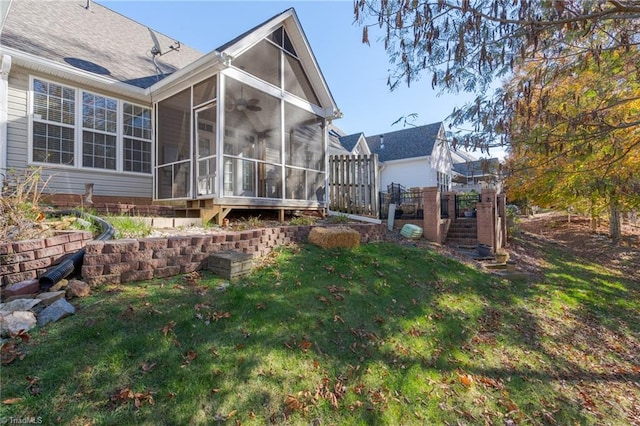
[0,47,149,102]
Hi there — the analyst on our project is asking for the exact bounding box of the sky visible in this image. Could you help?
[99,0,495,158]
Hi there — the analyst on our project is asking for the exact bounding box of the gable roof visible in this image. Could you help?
[450,149,478,164]
[328,124,349,155]
[452,158,501,178]
[338,133,364,152]
[1,0,203,89]
[214,8,339,116]
[363,122,444,162]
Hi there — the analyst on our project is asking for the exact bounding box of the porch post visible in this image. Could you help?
[422,187,442,243]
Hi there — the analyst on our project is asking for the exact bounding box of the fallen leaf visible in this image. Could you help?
[162,321,175,336]
[2,397,23,404]
[458,374,474,387]
[141,362,157,373]
[182,350,198,365]
[298,339,313,352]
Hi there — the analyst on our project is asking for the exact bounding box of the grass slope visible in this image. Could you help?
[2,239,639,425]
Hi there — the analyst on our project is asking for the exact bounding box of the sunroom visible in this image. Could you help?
[150,10,340,224]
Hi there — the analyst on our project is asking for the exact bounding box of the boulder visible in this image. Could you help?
[37,299,76,326]
[66,279,90,299]
[50,278,69,292]
[0,298,42,313]
[0,311,37,335]
[36,291,67,306]
[4,278,40,299]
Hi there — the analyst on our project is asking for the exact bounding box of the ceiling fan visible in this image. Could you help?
[228,85,262,112]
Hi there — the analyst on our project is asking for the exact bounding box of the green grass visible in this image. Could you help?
[105,216,153,239]
[2,239,639,425]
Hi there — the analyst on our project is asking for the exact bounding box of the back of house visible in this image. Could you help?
[0,0,341,222]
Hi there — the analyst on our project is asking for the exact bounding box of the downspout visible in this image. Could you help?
[0,54,11,190]
[39,210,115,291]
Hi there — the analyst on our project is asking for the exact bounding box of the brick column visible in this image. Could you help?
[476,189,497,252]
[422,187,441,243]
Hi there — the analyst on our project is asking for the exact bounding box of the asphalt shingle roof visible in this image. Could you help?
[1,0,203,89]
[360,122,443,162]
[452,158,501,177]
[338,133,363,153]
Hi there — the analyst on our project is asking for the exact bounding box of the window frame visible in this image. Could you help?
[28,76,153,176]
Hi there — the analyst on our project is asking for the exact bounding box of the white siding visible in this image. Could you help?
[380,157,437,190]
[6,66,152,198]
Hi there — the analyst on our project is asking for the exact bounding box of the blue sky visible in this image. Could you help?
[100,0,486,154]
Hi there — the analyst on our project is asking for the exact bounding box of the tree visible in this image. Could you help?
[504,45,640,239]
[354,0,640,150]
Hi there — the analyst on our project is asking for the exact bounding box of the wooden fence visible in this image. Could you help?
[328,154,379,217]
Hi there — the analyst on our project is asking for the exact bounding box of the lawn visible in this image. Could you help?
[2,236,639,425]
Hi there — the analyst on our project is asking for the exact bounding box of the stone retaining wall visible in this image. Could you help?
[0,231,93,286]
[82,223,386,286]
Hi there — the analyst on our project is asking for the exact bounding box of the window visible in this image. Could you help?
[82,92,117,170]
[31,78,152,174]
[123,104,152,173]
[437,171,450,193]
[233,27,320,106]
[32,79,75,165]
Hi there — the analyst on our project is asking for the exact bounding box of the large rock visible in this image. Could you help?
[4,278,40,299]
[0,298,42,313]
[66,279,90,299]
[37,299,76,326]
[0,311,37,335]
[35,291,67,306]
[50,278,69,292]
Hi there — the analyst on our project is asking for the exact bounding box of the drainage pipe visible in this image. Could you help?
[39,210,115,291]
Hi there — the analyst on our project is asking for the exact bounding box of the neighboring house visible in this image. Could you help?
[337,132,370,157]
[327,124,350,157]
[0,0,341,221]
[450,148,478,165]
[452,157,503,193]
[339,122,452,193]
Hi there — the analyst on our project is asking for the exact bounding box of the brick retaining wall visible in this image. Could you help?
[82,223,386,286]
[0,231,93,286]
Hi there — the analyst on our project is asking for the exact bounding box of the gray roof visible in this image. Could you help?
[338,133,364,152]
[363,122,443,162]
[452,158,501,177]
[1,0,203,88]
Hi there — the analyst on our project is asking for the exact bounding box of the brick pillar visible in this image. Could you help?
[422,187,441,243]
[477,189,497,252]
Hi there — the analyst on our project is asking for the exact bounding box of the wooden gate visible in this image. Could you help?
[328,154,379,217]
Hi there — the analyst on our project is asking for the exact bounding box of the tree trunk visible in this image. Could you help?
[589,201,597,231]
[609,200,621,241]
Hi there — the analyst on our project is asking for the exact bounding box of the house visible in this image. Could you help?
[0,0,341,223]
[452,157,503,193]
[340,122,452,193]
